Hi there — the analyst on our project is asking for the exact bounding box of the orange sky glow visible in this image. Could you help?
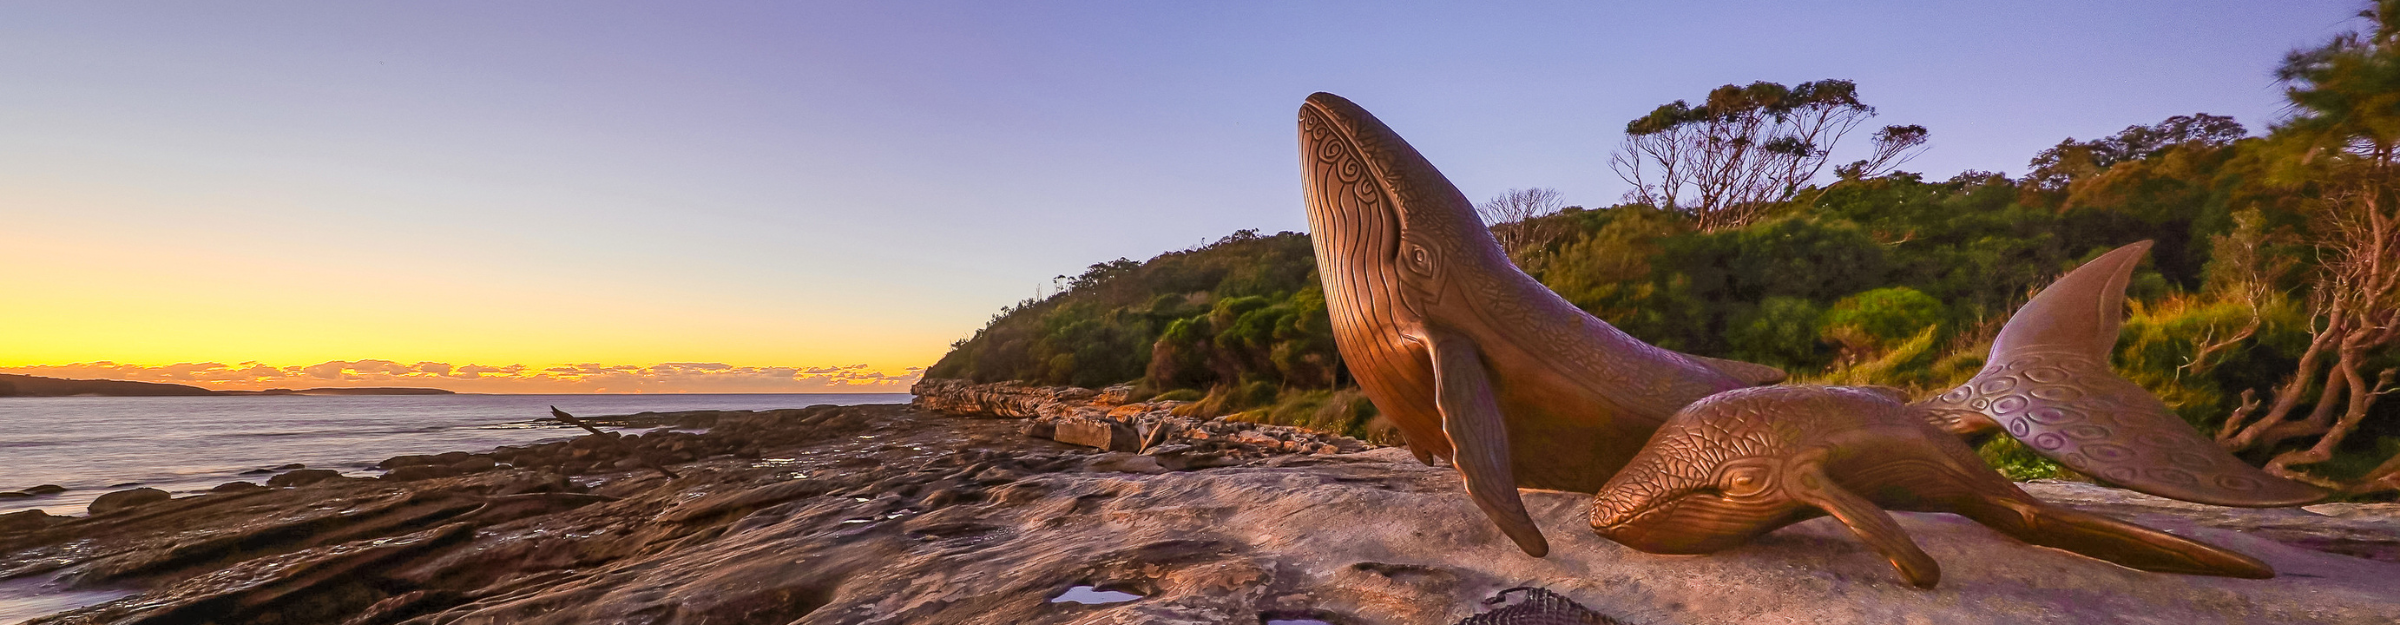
[0,360,921,394]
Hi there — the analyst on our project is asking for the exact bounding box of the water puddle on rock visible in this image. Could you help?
[1049,585,1143,605]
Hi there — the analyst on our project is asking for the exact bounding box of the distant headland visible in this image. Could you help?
[0,373,453,397]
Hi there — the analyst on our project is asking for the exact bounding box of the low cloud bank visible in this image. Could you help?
[0,360,924,394]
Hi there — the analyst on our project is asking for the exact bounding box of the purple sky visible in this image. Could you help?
[0,1,2363,383]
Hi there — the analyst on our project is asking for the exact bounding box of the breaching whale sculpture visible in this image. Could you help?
[1295,92,2326,586]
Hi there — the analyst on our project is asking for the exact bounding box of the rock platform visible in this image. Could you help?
[0,398,2393,624]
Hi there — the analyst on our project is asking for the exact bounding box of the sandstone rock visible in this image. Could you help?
[1053,418,1140,452]
[267,469,344,488]
[0,509,56,533]
[380,454,441,469]
[1084,452,1167,474]
[211,481,264,493]
[20,403,2388,625]
[25,484,65,495]
[89,487,171,514]
[384,465,456,482]
[449,457,497,474]
[0,491,29,499]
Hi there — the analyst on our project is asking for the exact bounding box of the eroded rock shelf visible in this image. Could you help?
[0,388,2393,624]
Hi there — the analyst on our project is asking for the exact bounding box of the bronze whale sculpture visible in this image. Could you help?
[1295,91,2325,582]
[1588,385,2274,587]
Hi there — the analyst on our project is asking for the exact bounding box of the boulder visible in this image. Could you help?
[25,484,66,495]
[212,481,265,493]
[1052,418,1140,452]
[267,469,343,488]
[89,487,171,514]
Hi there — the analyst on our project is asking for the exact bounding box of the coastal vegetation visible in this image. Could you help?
[928,2,2400,495]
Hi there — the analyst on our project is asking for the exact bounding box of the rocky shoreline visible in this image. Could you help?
[0,382,2390,623]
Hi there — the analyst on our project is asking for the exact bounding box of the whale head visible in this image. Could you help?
[1585,387,1903,553]
[1297,92,1520,455]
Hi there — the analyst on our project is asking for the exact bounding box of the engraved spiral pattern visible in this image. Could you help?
[1298,98,1445,457]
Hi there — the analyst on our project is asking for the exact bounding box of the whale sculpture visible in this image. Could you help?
[1295,91,2326,585]
[1588,385,2274,587]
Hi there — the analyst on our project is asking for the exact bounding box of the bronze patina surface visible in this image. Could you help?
[1587,385,2274,588]
[1299,92,1780,556]
[1295,92,2327,584]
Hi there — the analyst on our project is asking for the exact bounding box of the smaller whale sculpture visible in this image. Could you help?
[1588,385,2273,588]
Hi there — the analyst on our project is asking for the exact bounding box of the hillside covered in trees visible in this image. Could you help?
[931,1,2400,496]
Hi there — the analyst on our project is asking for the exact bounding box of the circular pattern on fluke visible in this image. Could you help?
[1918,351,2326,507]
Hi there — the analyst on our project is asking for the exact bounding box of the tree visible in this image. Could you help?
[1836,124,1931,181]
[1476,187,1567,267]
[1610,79,1919,231]
[2214,1,2400,494]
[2025,114,2248,192]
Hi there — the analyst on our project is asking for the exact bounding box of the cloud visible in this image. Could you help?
[0,359,925,394]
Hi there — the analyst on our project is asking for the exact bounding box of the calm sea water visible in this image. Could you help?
[0,393,909,518]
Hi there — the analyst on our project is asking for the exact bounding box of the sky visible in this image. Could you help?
[0,1,2365,393]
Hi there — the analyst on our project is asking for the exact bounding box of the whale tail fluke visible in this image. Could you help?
[1914,241,2328,507]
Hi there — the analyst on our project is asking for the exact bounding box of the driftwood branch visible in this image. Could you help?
[550,406,681,480]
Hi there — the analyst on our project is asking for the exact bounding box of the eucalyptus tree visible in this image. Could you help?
[1610,80,1926,232]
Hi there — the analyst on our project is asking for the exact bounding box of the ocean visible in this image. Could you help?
[0,393,910,518]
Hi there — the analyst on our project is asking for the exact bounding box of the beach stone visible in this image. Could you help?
[25,484,66,495]
[0,491,29,499]
[267,469,343,488]
[0,509,56,533]
[212,481,265,493]
[380,454,441,469]
[89,487,171,514]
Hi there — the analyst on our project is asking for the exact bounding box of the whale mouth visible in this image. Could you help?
[1592,487,1700,533]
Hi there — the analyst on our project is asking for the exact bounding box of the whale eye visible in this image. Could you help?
[1721,466,1773,497]
[1401,244,1437,277]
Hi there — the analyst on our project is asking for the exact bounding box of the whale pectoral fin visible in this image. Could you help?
[1968,497,2273,578]
[1917,241,2328,508]
[1429,330,1549,557]
[1679,352,1787,386]
[1789,461,1941,588]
